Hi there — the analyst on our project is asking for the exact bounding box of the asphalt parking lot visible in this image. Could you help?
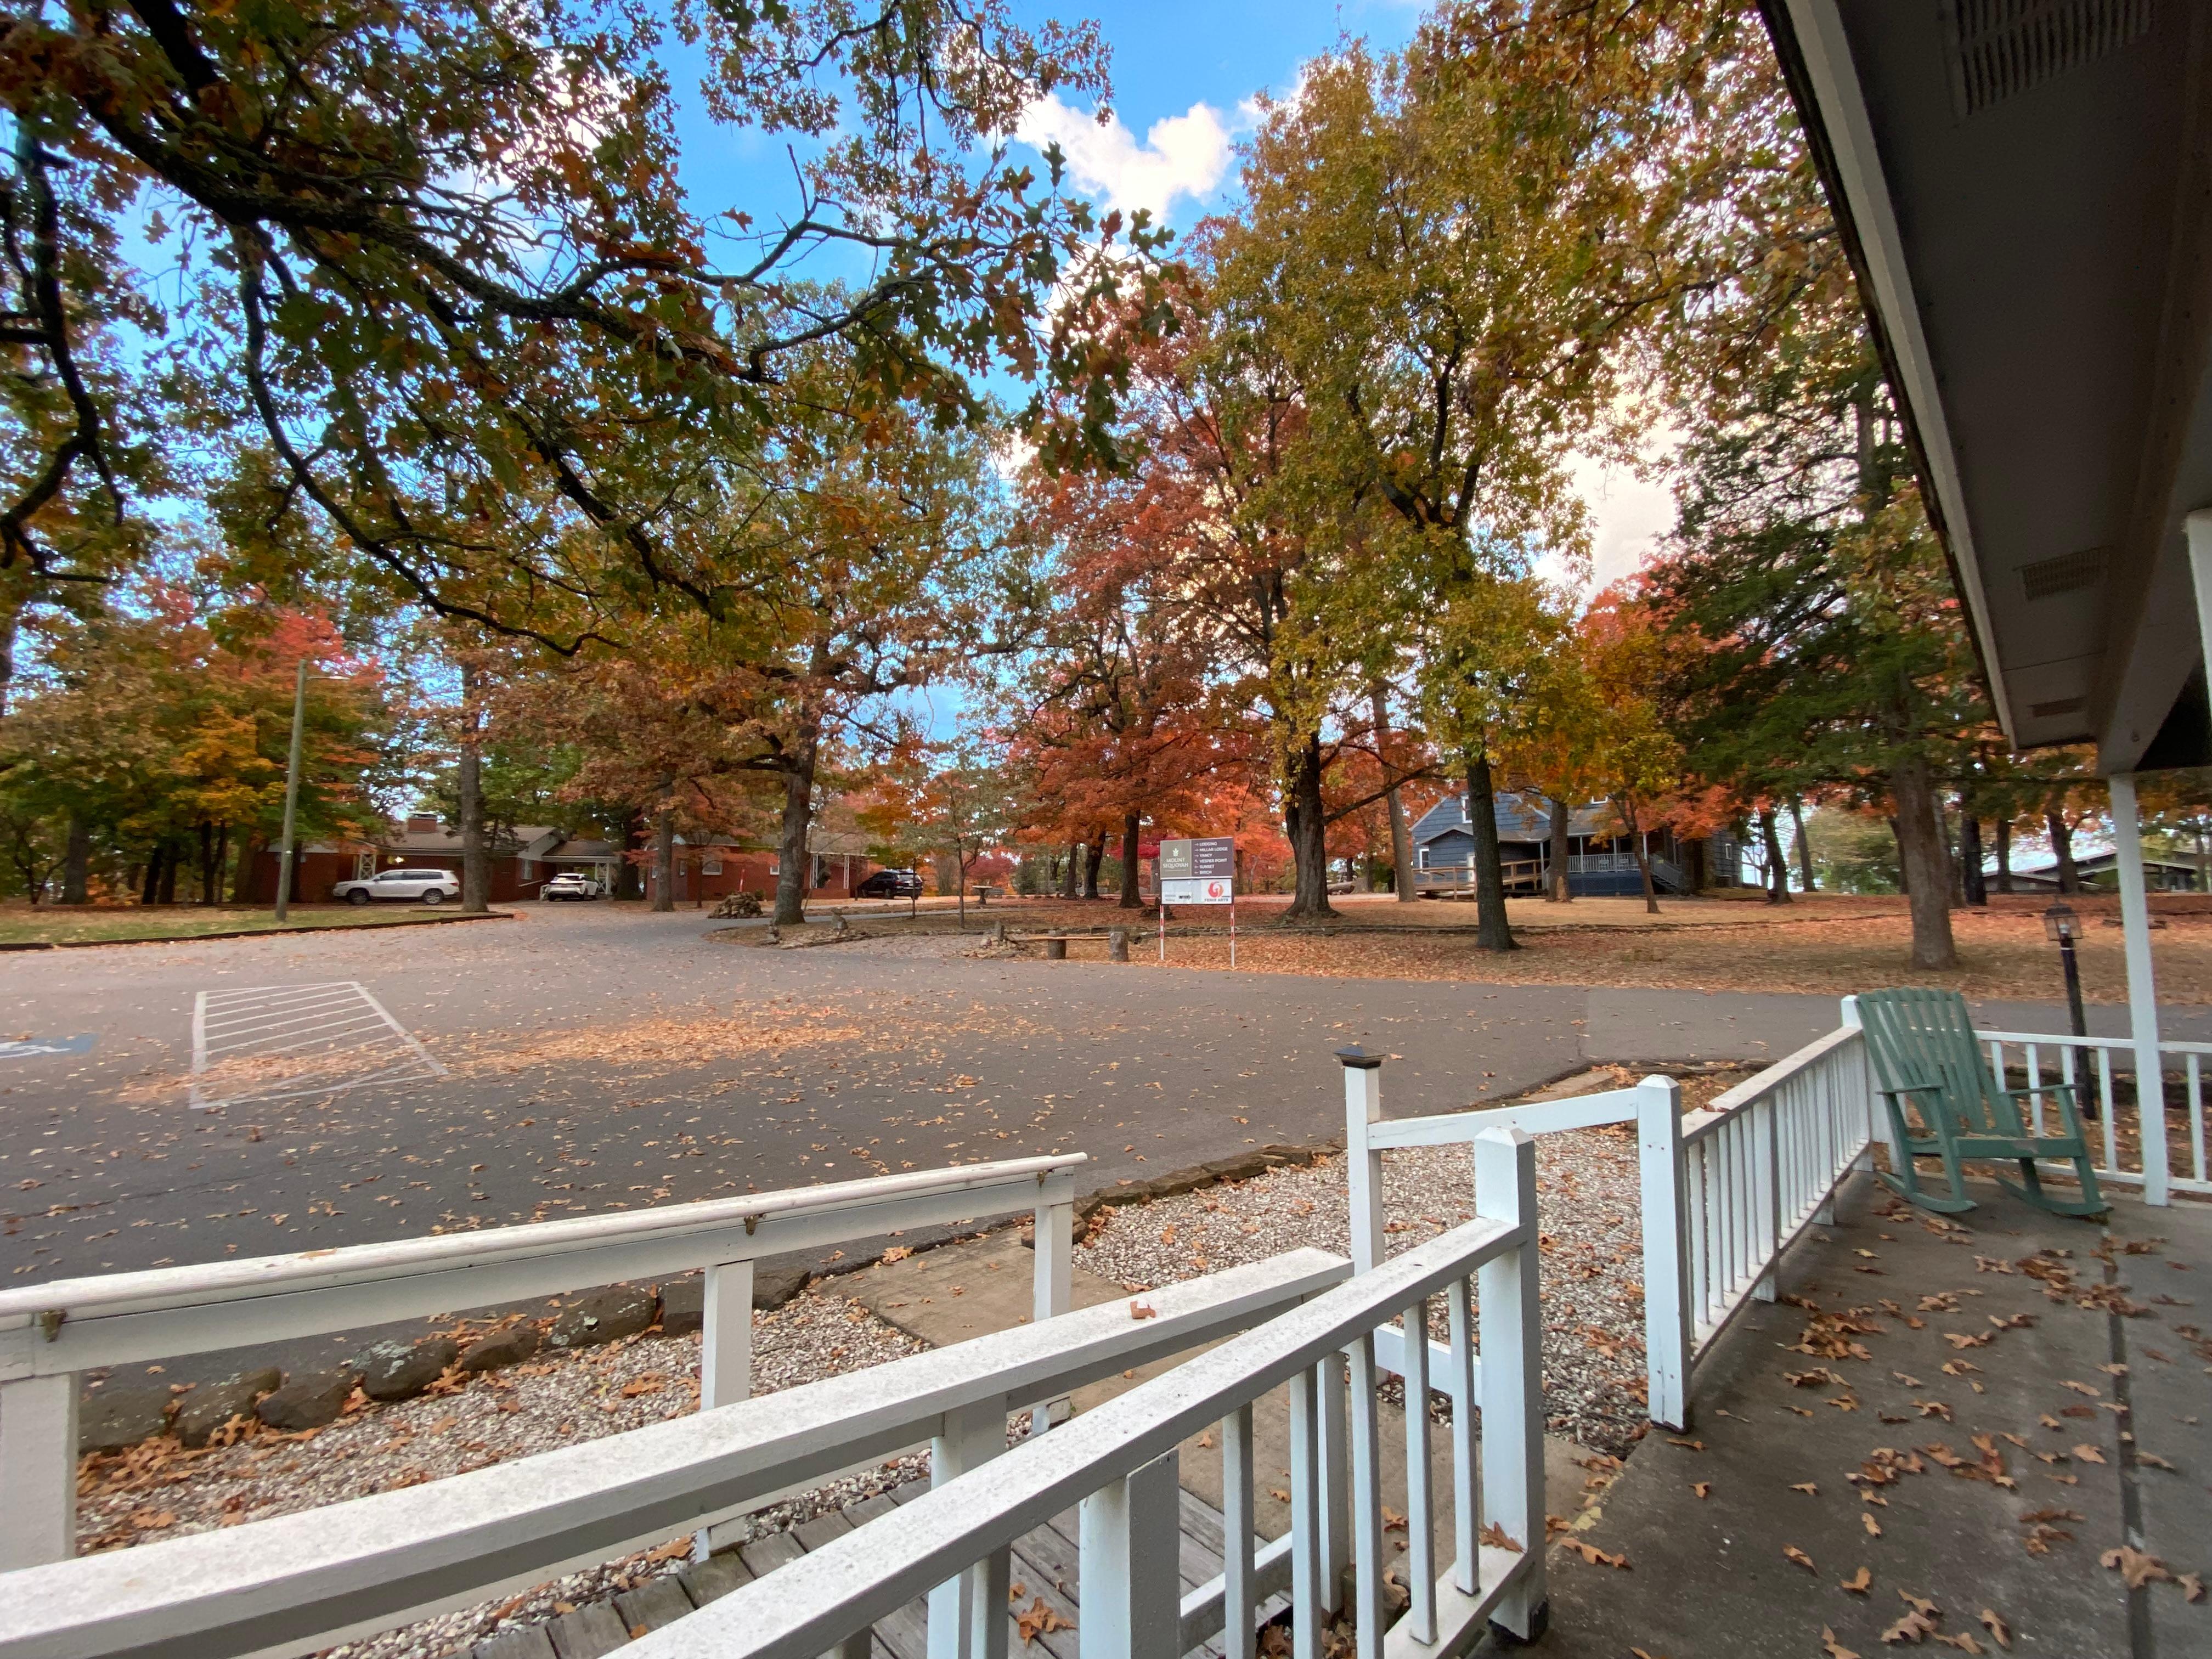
[2,901,2191,1383]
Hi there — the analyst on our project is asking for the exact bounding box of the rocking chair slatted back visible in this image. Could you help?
[1857,987,2021,1139]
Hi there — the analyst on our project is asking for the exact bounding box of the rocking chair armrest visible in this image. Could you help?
[1997,1082,2078,1103]
[1877,1080,1946,1102]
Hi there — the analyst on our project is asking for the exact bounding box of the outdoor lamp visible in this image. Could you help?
[2042,902,2096,1116]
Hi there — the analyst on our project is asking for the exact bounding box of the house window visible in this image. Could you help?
[767,858,778,874]
[702,856,723,875]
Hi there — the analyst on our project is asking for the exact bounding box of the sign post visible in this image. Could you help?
[1158,837,1237,966]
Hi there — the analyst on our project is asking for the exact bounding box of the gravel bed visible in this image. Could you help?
[1075,1066,1751,1458]
[75,1291,924,1659]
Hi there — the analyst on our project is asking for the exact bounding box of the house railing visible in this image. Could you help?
[1973,1028,2212,1202]
[1342,1008,1878,1432]
[625,1127,1548,1659]
[0,1249,1352,1659]
[0,1155,1083,1573]
[1409,859,1542,894]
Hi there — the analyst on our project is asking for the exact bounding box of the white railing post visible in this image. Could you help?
[695,1257,756,1559]
[930,1396,1008,1659]
[1637,1074,1692,1432]
[1078,1449,1181,1659]
[1287,1368,1322,1659]
[1220,1403,1257,1659]
[1316,1352,1350,1616]
[1474,1126,1544,1640]
[1339,1047,1386,1274]
[1030,1194,1074,1436]
[1751,1098,1780,1302]
[1841,996,1889,1175]
[0,1373,76,1570]
[2109,772,2172,1206]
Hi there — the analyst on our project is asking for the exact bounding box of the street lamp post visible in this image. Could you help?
[273,659,309,923]
[2043,900,2097,1119]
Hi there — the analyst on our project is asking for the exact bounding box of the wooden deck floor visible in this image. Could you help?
[472,1478,1280,1659]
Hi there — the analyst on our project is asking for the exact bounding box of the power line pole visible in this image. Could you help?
[274,658,308,923]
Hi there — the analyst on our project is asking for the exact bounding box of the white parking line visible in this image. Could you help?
[189,980,447,1110]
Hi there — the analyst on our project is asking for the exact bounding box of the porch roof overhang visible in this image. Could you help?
[1758,1,2212,775]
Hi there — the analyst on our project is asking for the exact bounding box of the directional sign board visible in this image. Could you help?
[1158,837,1235,903]
[1160,876,1235,905]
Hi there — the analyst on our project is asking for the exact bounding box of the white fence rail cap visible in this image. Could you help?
[0,1248,1345,1659]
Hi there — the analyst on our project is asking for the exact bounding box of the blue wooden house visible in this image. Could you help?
[1406,792,1740,897]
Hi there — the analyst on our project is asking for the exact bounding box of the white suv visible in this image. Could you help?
[540,871,607,901]
[332,868,461,906]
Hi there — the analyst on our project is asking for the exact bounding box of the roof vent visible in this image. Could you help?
[2028,695,2089,718]
[2018,545,2106,600]
[1949,0,2153,116]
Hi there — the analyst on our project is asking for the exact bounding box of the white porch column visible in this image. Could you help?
[2108,772,2170,1206]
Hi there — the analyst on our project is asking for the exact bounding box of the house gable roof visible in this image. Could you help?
[1409,793,1621,846]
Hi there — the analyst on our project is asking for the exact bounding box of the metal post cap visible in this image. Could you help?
[1335,1045,1384,1070]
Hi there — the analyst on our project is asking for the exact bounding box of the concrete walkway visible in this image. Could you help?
[1528,1182,2210,1659]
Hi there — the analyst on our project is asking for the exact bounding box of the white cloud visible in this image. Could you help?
[1017,95,1233,223]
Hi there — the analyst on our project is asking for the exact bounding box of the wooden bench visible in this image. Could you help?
[1016,930,1128,961]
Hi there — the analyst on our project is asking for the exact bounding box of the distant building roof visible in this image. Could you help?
[1409,792,1620,845]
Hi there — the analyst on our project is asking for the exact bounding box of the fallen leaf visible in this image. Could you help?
[1882,1608,1938,1644]
[1791,1482,1820,1495]
[1864,1511,1883,1537]
[2179,1573,2204,1603]
[1014,1596,1072,1644]
[1978,1609,2011,1649]
[1822,1629,1861,1659]
[2071,1444,2107,1465]
[1667,1437,1705,1451]
[1562,1540,1628,1569]
[2061,1380,2101,1397]
[2101,1545,2172,1590]
[1478,1521,1523,1554]
[1842,1566,1873,1594]
[1785,1545,1818,1572]
[1128,1300,1156,1321]
[2136,1451,2175,1470]
[1932,1634,1983,1653]
[1690,1481,1710,1499]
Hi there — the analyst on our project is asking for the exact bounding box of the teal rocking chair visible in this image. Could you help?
[1857,988,2108,1219]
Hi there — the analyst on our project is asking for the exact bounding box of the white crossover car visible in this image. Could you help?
[540,871,608,900]
[332,868,461,905]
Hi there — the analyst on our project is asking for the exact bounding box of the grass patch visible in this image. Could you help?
[0,905,483,946]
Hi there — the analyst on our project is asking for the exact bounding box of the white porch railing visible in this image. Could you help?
[1342,1009,1879,1433]
[0,1248,1349,1659]
[624,1126,1547,1659]
[1974,1028,2212,1199]
[0,1155,1082,1572]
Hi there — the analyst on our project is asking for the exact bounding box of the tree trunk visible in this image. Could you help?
[1788,796,1816,892]
[1995,817,2013,894]
[1960,810,1987,906]
[774,749,820,928]
[2047,809,2081,894]
[213,822,229,906]
[1547,796,1572,903]
[1084,831,1105,900]
[1617,795,1660,915]
[1060,841,1080,900]
[616,814,646,899]
[1119,811,1144,910]
[458,665,489,913]
[1281,732,1336,921]
[1887,816,1908,894]
[1892,754,1959,968]
[157,842,178,905]
[1759,808,1792,903]
[61,814,89,904]
[652,775,676,913]
[1465,751,1517,951]
[453,743,484,924]
[1371,685,1417,903]
[231,836,261,902]
[198,821,215,904]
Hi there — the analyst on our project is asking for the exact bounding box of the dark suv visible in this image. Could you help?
[854,868,923,898]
